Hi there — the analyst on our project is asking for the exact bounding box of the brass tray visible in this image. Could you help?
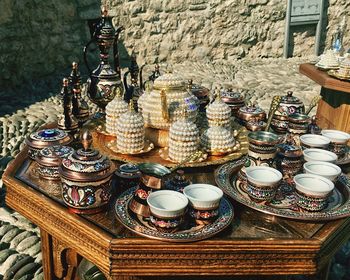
[215,160,350,221]
[114,186,234,242]
[92,128,248,168]
[328,70,350,81]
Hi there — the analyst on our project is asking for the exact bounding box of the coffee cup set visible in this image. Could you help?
[147,184,224,232]
[240,129,349,213]
[123,162,227,236]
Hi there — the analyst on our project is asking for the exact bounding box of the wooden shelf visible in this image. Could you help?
[299,63,350,93]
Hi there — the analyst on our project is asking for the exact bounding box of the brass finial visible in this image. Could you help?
[129,100,134,112]
[81,130,92,151]
[72,61,78,69]
[187,79,193,91]
[115,87,121,98]
[63,78,69,86]
[102,6,108,17]
[145,81,151,94]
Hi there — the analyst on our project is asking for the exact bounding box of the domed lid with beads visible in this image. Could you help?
[105,88,128,117]
[36,145,74,167]
[206,91,232,121]
[117,103,144,132]
[169,116,199,141]
[153,72,186,90]
[25,128,73,150]
[141,73,198,130]
[59,131,114,182]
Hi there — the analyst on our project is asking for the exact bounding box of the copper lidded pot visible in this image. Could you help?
[236,104,267,131]
[36,145,74,180]
[59,131,115,214]
[25,128,73,160]
[271,91,305,133]
[220,88,245,116]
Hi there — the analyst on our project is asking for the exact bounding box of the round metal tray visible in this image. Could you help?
[114,186,234,242]
[215,159,350,221]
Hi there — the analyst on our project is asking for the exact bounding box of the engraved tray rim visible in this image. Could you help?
[114,186,234,243]
[214,159,350,221]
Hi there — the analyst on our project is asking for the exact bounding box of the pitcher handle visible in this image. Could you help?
[139,64,146,90]
[83,39,94,74]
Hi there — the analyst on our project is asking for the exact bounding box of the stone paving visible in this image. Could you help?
[0,57,348,280]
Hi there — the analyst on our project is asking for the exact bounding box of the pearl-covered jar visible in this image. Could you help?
[105,89,128,135]
[116,104,145,154]
[206,95,232,129]
[169,117,200,162]
[141,73,199,130]
[200,125,236,155]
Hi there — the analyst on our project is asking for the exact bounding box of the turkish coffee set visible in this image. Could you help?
[22,8,350,242]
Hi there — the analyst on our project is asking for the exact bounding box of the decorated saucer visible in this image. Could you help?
[107,139,154,155]
[315,63,339,71]
[215,159,350,221]
[115,186,234,242]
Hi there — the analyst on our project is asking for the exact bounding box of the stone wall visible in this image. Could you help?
[0,0,100,115]
[105,0,350,64]
[0,0,349,116]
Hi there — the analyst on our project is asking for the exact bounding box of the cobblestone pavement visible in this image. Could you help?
[0,58,348,280]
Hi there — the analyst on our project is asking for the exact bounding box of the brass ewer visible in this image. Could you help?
[83,7,124,110]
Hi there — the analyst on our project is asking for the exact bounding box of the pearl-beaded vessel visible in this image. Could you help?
[206,96,232,129]
[141,73,198,130]
[201,125,236,155]
[169,118,200,162]
[105,90,128,135]
[116,105,145,153]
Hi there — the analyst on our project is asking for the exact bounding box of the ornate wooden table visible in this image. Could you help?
[299,63,350,132]
[3,143,350,280]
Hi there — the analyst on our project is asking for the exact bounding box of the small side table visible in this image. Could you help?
[299,63,350,133]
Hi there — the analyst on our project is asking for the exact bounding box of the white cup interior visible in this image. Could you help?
[304,161,341,176]
[303,148,338,162]
[246,166,282,185]
[294,174,334,196]
[148,190,188,211]
[183,184,223,202]
[322,130,350,143]
[300,134,330,146]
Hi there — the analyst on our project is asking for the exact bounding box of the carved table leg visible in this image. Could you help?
[40,228,82,280]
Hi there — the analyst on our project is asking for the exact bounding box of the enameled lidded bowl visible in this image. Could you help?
[59,131,115,214]
[25,128,73,160]
[36,145,74,180]
[271,91,305,133]
[220,88,245,115]
[236,104,266,122]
